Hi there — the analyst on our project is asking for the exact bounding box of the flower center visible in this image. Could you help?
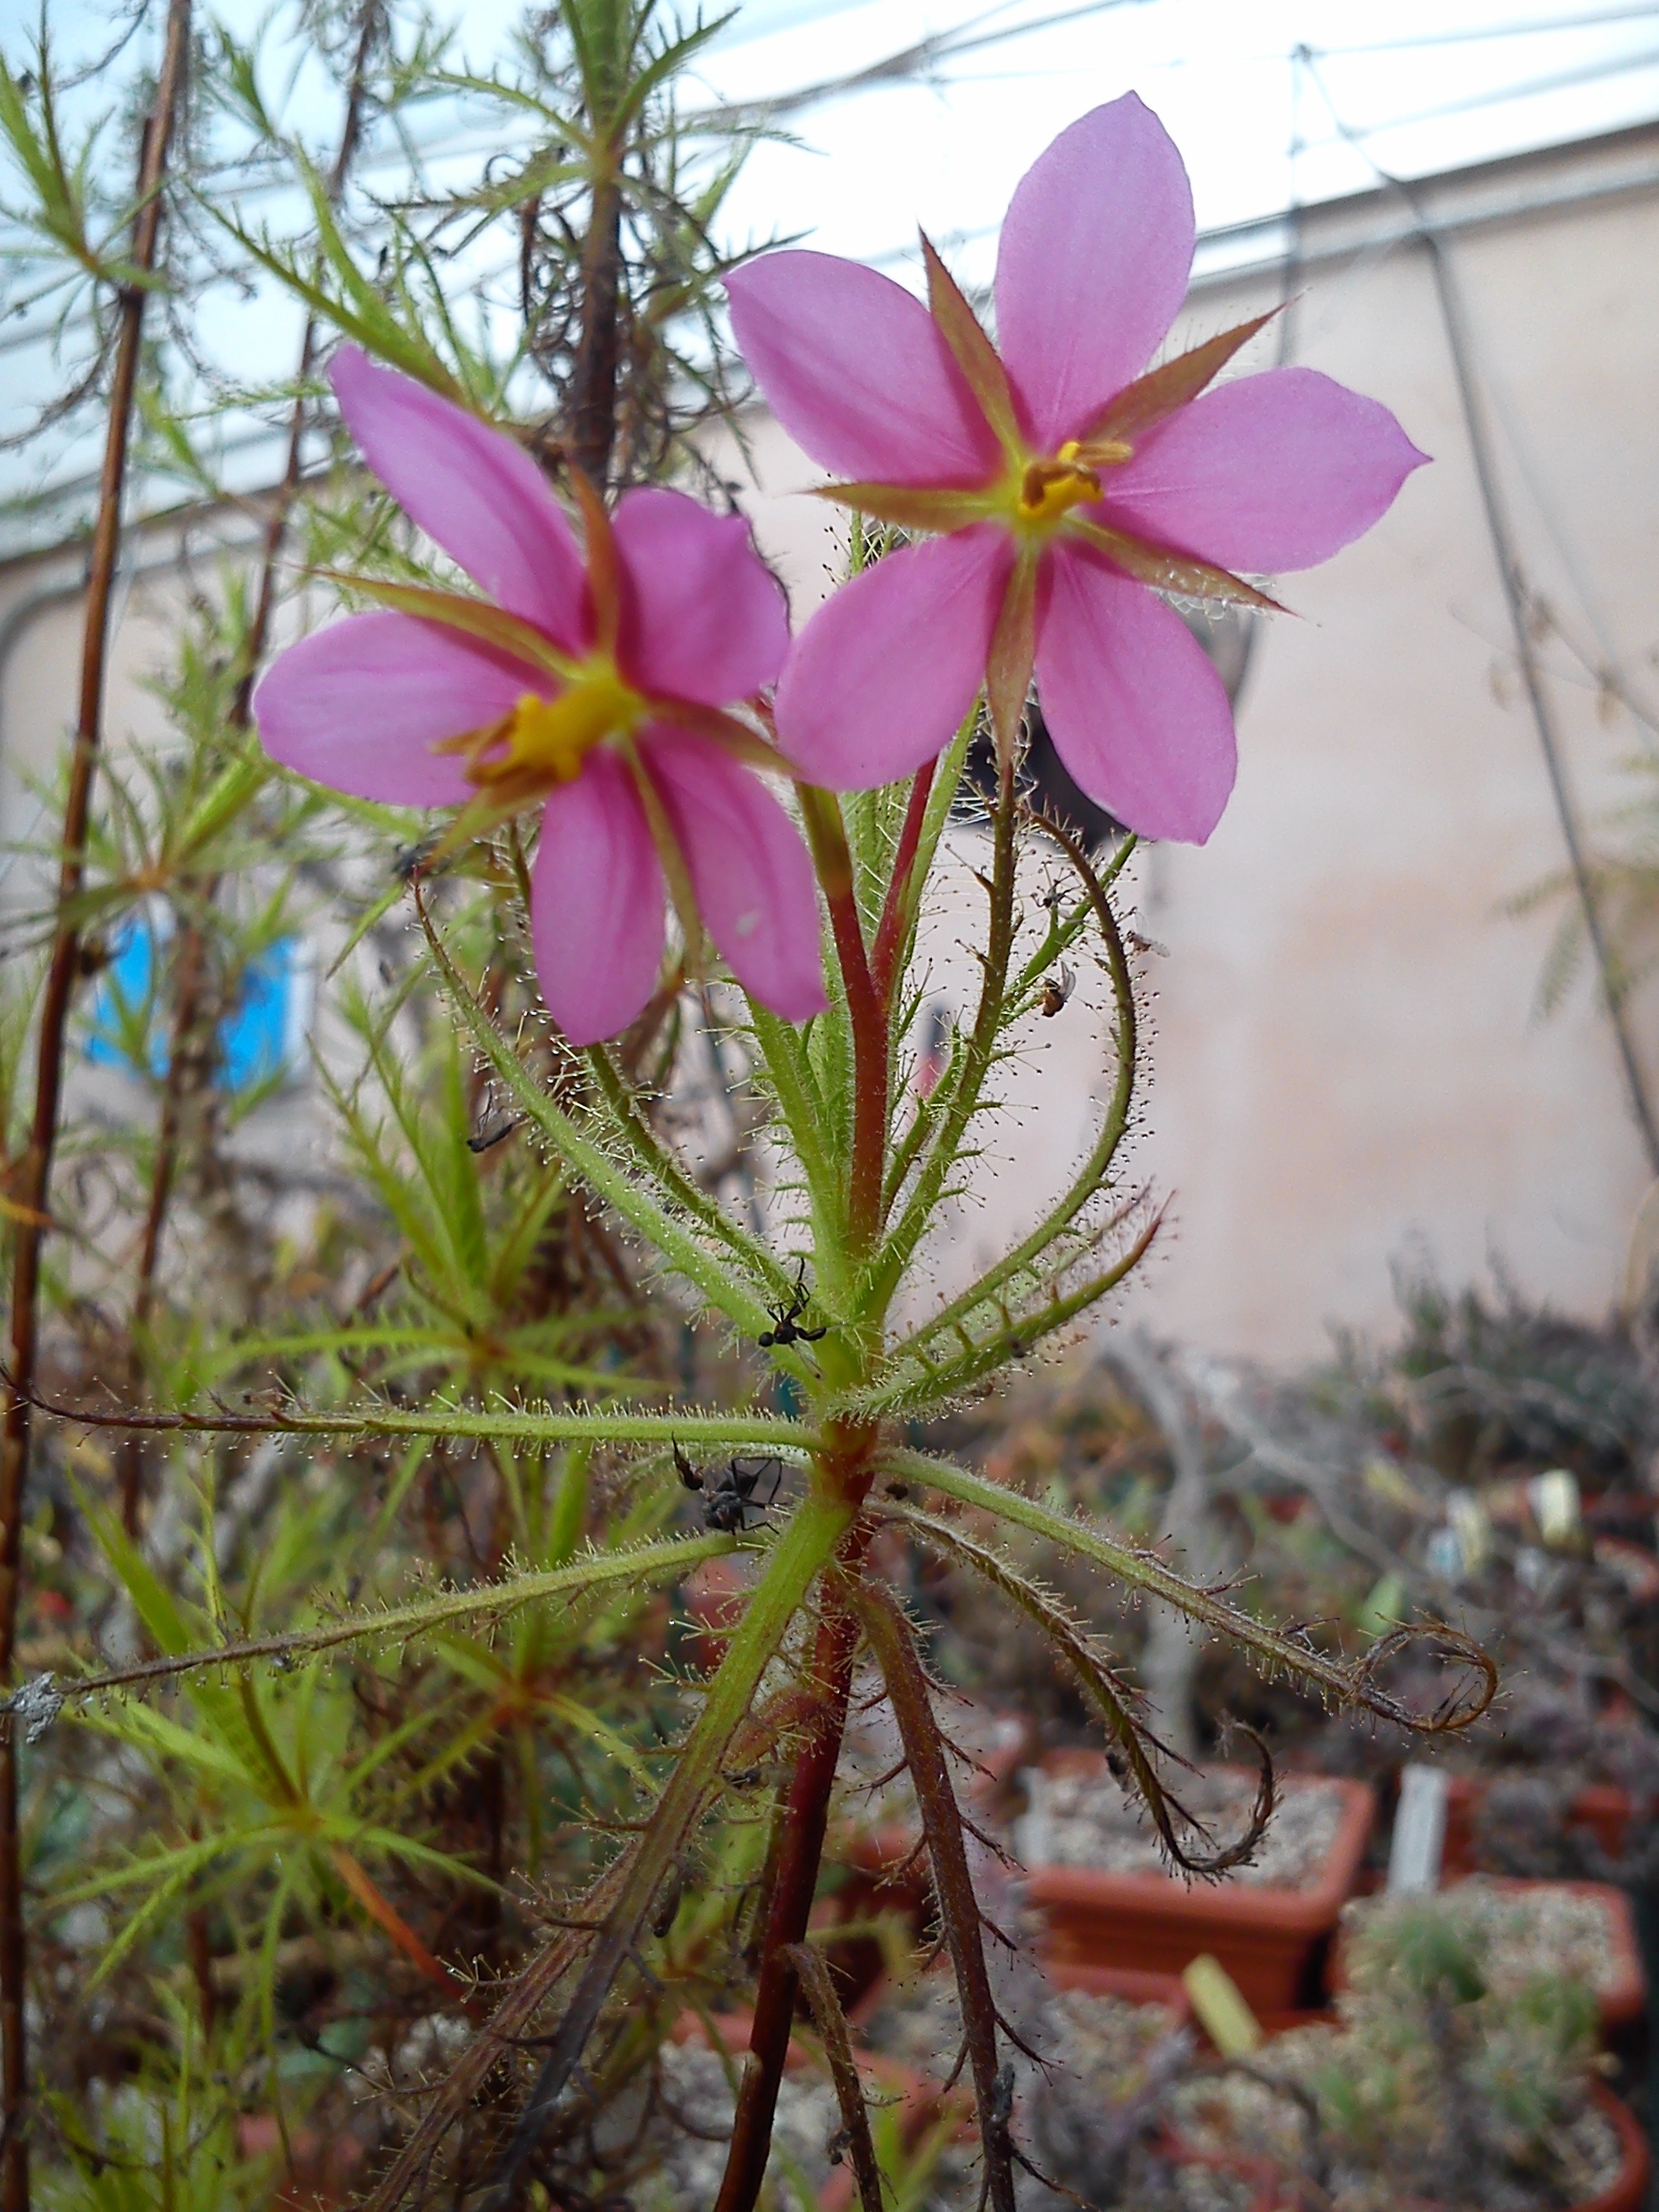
[1008,438,1132,538]
[466,659,648,794]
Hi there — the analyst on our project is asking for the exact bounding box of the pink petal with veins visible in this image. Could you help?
[611,488,789,707]
[253,610,535,806]
[1102,366,1429,574]
[1036,545,1236,844]
[531,753,665,1045]
[727,251,1003,486]
[329,346,588,647]
[775,527,1012,791]
[645,730,827,1022]
[995,96,1195,454]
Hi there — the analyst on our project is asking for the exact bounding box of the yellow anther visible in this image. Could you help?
[480,662,646,789]
[1015,453,1102,532]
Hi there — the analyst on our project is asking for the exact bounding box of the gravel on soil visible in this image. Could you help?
[634,2042,844,2207]
[1016,1763,1349,1889]
[1342,1877,1629,1997]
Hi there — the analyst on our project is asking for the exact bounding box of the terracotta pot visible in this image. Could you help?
[1441,1773,1639,1879]
[1330,1877,1646,2034]
[1157,2085,1647,2212]
[1022,1758,1377,2012]
[1575,2086,1653,2212]
[1042,1957,1192,2016]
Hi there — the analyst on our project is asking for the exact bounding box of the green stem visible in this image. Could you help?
[478,1488,854,2208]
[881,1447,1497,1732]
[800,787,888,1255]
[870,763,934,1010]
[865,754,1017,1313]
[51,1532,736,1700]
[420,891,786,1344]
[585,1042,796,1301]
[746,1004,848,1301]
[17,1389,816,1454]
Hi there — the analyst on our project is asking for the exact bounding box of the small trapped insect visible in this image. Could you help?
[758,1255,828,1349]
[393,832,439,882]
[700,1456,783,1534]
[1040,963,1075,1016]
[1125,928,1170,958]
[467,1080,523,1154]
[672,1442,703,1493]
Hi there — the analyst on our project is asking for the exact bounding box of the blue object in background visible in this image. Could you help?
[85,915,309,1093]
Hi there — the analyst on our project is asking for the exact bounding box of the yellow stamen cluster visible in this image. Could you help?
[1009,437,1133,538]
[467,660,647,795]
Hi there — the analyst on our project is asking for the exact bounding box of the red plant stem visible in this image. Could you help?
[326,1845,481,2018]
[569,158,624,486]
[0,9,191,2199]
[870,761,934,1012]
[827,886,888,1251]
[712,1576,861,2212]
[800,789,888,1252]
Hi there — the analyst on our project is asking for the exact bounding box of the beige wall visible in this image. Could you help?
[4,126,1656,1364]
[719,127,1659,1361]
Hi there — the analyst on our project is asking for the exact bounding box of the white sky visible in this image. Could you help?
[2,0,1657,541]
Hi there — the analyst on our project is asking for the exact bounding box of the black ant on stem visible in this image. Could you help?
[673,1445,783,1534]
[758,1255,828,1350]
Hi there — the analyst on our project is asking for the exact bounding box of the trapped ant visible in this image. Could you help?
[674,1445,783,1533]
[1040,963,1075,1016]
[758,1255,827,1349]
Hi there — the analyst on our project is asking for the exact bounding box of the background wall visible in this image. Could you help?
[4,125,1656,1365]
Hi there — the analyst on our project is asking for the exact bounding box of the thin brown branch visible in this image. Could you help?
[853,1576,1016,2212]
[780,1943,883,2212]
[713,1584,860,2212]
[0,8,193,2199]
[117,0,387,1533]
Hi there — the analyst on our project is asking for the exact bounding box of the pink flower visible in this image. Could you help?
[728,95,1428,844]
[254,346,826,1044]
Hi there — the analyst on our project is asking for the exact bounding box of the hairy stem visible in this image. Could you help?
[569,159,624,486]
[855,1577,1016,2212]
[866,754,1017,1311]
[782,1942,884,2212]
[0,8,192,2196]
[800,788,888,1255]
[870,761,934,1013]
[713,1574,861,2212]
[478,1488,853,2209]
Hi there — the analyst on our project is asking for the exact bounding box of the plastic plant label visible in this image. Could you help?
[1388,1762,1449,1895]
[1183,1953,1262,2058]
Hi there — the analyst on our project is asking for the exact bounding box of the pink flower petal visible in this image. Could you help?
[1035,544,1236,844]
[531,754,665,1045]
[1101,366,1429,574]
[727,251,1002,486]
[994,96,1195,454]
[253,610,537,805]
[643,731,827,1023]
[330,346,588,647]
[611,488,789,706]
[775,527,1012,791]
